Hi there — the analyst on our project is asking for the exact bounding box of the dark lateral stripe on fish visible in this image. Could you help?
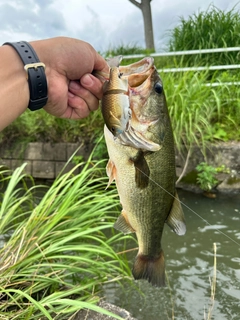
[132,250,165,287]
[103,89,128,95]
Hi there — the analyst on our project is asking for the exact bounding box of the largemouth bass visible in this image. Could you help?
[102,57,186,287]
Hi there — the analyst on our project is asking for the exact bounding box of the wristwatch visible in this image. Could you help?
[3,41,48,111]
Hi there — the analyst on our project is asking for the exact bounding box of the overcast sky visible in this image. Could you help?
[0,0,239,53]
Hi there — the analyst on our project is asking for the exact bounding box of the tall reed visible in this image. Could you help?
[0,159,131,319]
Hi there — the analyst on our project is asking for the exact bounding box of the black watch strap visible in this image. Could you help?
[3,41,48,111]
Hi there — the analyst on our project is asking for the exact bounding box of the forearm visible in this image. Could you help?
[0,45,29,131]
[0,37,109,131]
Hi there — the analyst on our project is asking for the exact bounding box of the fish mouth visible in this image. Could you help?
[119,57,154,76]
[119,57,155,88]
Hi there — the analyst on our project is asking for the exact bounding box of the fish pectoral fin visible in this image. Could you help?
[131,150,150,189]
[114,210,135,234]
[166,192,186,236]
[106,159,116,189]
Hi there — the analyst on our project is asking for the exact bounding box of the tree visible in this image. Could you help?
[129,0,155,51]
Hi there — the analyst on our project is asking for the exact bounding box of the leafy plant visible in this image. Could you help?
[195,162,229,192]
[196,162,219,192]
[72,155,84,165]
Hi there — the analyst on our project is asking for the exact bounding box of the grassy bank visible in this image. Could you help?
[0,156,131,319]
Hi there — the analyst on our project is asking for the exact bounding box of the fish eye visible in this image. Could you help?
[111,127,115,133]
[154,82,163,94]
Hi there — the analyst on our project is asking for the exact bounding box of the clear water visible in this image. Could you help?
[103,189,240,320]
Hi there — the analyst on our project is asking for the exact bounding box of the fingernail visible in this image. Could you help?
[69,81,80,90]
[81,74,93,87]
[68,91,75,98]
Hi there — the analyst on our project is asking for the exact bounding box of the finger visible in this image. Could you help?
[69,80,99,112]
[67,91,91,119]
[80,74,104,100]
[92,50,109,74]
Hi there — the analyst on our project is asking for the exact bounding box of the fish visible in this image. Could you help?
[103,57,186,287]
[101,67,131,137]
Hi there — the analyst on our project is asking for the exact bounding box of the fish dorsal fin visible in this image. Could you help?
[114,210,135,234]
[106,159,116,189]
[166,193,186,236]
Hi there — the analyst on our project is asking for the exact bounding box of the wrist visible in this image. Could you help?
[0,45,29,130]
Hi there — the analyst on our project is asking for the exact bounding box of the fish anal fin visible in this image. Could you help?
[114,210,135,234]
[106,159,116,189]
[132,250,165,287]
[166,192,186,236]
[130,150,150,189]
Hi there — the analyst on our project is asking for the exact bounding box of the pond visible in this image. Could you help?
[103,189,240,320]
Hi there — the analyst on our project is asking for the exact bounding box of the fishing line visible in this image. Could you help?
[136,167,240,247]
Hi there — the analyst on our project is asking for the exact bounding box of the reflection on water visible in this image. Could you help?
[103,190,240,320]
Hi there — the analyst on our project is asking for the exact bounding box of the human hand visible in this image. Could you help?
[30,37,109,119]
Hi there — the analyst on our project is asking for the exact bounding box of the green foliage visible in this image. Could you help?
[196,162,219,191]
[105,43,155,67]
[0,159,131,319]
[72,155,84,165]
[0,108,105,146]
[105,43,147,57]
[168,4,240,66]
[196,162,229,191]
[163,69,240,152]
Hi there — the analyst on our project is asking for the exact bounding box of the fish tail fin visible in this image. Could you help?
[132,250,165,287]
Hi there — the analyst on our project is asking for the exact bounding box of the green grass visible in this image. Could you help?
[163,69,240,153]
[0,157,131,319]
[168,4,240,66]
[0,106,104,146]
